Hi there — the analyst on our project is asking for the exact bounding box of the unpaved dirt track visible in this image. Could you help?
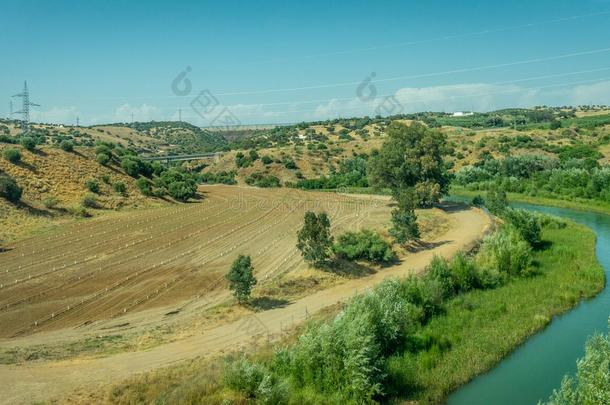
[0,187,489,404]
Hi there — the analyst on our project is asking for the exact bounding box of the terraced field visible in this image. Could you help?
[0,185,391,338]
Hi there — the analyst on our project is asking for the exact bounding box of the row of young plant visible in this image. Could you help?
[220,193,558,403]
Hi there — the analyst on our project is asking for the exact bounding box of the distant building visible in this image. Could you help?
[452,111,474,117]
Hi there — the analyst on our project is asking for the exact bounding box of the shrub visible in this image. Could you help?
[223,356,268,398]
[43,196,59,209]
[502,208,542,247]
[101,174,111,184]
[167,181,197,202]
[261,155,273,165]
[20,137,36,151]
[245,172,281,188]
[283,158,297,170]
[60,140,74,152]
[333,229,395,263]
[81,193,98,208]
[136,177,153,196]
[226,255,257,304]
[0,174,22,202]
[96,153,110,165]
[477,226,532,277]
[85,179,100,193]
[3,148,21,164]
[113,181,126,195]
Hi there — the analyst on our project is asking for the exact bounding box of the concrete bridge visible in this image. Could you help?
[141,152,224,163]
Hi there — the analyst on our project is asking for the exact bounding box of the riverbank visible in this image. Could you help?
[450,185,610,215]
[389,220,604,404]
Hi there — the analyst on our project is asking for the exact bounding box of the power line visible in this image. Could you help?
[12,81,40,131]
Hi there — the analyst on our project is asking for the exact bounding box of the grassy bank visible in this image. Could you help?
[103,220,603,405]
[450,185,610,215]
[387,221,604,403]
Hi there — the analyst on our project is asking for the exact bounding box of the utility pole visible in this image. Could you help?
[76,116,80,127]
[12,81,40,131]
[131,112,134,124]
[178,108,182,122]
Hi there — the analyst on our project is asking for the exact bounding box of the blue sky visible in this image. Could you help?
[2,0,610,126]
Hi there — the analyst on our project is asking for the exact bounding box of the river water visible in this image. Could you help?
[446,203,610,404]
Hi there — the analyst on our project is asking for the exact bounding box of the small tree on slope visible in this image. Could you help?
[226,255,257,304]
[297,211,333,268]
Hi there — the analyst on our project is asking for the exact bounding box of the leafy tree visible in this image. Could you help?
[368,122,448,243]
[226,254,257,304]
[0,174,22,202]
[167,181,196,201]
[3,148,21,164]
[368,121,449,207]
[296,211,333,267]
[389,189,420,243]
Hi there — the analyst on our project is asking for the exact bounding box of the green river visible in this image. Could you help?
[447,203,610,404]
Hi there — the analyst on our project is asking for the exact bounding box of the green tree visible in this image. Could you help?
[368,122,448,243]
[368,121,449,207]
[296,211,333,267]
[226,254,257,304]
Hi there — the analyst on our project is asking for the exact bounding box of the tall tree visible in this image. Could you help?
[226,254,257,304]
[368,122,448,243]
[297,211,333,267]
[368,121,449,207]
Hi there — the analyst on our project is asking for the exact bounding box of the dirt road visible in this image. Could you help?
[0,200,489,404]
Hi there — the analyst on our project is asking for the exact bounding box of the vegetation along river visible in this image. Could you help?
[447,203,610,404]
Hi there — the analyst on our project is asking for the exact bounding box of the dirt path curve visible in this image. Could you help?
[0,206,490,405]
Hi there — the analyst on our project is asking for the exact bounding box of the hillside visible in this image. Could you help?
[0,144,160,243]
[198,107,610,186]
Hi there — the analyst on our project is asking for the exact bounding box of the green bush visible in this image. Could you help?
[333,229,395,263]
[96,153,110,165]
[167,181,196,201]
[85,179,100,193]
[0,174,22,202]
[60,140,74,152]
[502,208,542,247]
[113,181,126,195]
[3,148,21,164]
[261,155,273,165]
[477,226,532,277]
[136,177,153,196]
[81,193,98,208]
[43,196,59,209]
[19,137,36,151]
[245,172,281,188]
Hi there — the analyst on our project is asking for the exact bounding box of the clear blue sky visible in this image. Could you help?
[2,0,610,126]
